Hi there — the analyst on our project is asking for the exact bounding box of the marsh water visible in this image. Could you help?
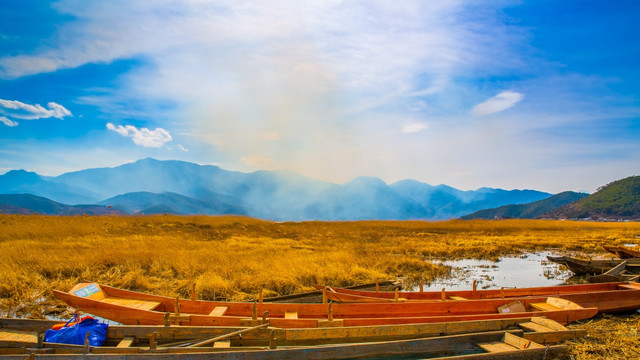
[418,251,572,291]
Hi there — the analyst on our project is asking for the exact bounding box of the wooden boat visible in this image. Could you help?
[0,316,584,349]
[603,245,640,259]
[315,281,635,301]
[547,256,640,275]
[313,282,640,313]
[0,329,568,360]
[53,283,598,327]
[587,261,640,283]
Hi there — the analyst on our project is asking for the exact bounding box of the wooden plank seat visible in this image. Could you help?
[529,302,560,312]
[208,306,228,316]
[285,311,298,319]
[0,329,38,346]
[479,341,518,353]
[519,321,554,333]
[479,333,543,353]
[449,296,467,300]
[213,340,231,348]
[101,297,162,311]
[116,336,136,348]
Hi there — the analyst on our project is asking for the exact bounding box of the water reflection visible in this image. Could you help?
[419,252,573,291]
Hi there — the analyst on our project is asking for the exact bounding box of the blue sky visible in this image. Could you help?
[0,0,638,193]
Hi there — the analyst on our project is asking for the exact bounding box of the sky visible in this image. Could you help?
[0,0,639,194]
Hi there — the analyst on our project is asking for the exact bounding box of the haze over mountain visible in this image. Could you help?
[0,158,555,220]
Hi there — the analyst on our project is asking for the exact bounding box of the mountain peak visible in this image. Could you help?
[1,169,42,183]
[346,176,387,187]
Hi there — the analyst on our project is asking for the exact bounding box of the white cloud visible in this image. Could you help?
[0,1,539,185]
[177,144,188,152]
[471,90,525,116]
[401,122,429,133]
[0,99,72,121]
[0,116,18,127]
[106,123,172,147]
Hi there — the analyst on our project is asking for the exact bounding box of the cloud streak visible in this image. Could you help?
[0,99,72,126]
[0,116,18,127]
[471,91,525,116]
[106,123,172,148]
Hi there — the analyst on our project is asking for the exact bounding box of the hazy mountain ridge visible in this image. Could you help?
[460,191,589,220]
[0,158,556,220]
[0,194,124,215]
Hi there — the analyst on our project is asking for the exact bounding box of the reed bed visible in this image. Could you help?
[1,215,639,358]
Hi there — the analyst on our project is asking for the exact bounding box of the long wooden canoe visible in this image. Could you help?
[314,282,640,313]
[0,316,584,348]
[53,283,598,327]
[603,245,640,259]
[0,328,568,360]
[547,256,640,275]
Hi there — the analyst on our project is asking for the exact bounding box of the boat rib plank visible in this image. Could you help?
[208,306,228,316]
[478,341,519,353]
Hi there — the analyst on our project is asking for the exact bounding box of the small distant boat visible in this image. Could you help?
[603,245,640,259]
[53,283,598,327]
[547,256,640,275]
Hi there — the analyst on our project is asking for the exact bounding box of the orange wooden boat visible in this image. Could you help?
[53,283,597,327]
[313,282,640,313]
[604,245,640,259]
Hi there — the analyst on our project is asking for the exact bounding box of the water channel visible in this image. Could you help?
[418,251,573,291]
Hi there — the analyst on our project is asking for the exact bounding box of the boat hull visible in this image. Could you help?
[315,282,640,314]
[53,283,598,327]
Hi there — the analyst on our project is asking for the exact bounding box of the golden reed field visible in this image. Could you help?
[1,215,639,359]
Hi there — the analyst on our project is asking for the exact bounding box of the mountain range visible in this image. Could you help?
[461,191,589,220]
[0,158,557,220]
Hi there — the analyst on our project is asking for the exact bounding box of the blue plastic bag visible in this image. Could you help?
[44,315,108,346]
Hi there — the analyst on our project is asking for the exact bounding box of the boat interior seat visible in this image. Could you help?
[0,328,38,346]
[101,297,162,311]
[529,302,559,312]
[209,306,228,316]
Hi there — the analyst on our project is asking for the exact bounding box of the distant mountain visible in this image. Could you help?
[542,176,640,220]
[391,180,552,219]
[0,194,124,215]
[0,170,100,204]
[99,191,247,215]
[461,191,589,219]
[0,158,559,220]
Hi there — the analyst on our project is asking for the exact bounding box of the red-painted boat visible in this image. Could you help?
[313,282,640,313]
[53,283,597,327]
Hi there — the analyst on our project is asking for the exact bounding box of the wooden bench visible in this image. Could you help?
[529,302,560,312]
[0,329,38,347]
[101,297,162,311]
[479,333,543,353]
[285,311,298,319]
[208,306,228,316]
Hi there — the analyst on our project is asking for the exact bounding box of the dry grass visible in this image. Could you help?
[1,215,639,358]
[568,314,640,359]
